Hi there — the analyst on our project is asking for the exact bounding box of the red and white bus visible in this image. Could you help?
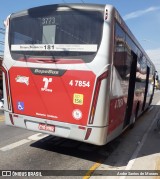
[2,4,155,145]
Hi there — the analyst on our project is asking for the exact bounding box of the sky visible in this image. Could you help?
[0,0,160,73]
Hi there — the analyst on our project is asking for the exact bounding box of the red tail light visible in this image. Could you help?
[0,66,12,110]
[9,113,14,125]
[84,128,92,140]
[89,71,108,124]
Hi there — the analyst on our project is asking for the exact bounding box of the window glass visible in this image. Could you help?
[9,10,103,62]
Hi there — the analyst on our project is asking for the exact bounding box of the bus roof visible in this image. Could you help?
[10,3,106,18]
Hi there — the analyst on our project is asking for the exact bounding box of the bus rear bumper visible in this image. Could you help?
[4,111,108,145]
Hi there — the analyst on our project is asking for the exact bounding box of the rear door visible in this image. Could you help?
[142,66,150,110]
[123,52,137,128]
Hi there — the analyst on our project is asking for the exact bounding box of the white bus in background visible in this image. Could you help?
[1,3,155,145]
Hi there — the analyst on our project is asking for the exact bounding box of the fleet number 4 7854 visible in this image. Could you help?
[69,80,90,87]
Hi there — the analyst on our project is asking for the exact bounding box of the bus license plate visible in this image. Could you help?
[38,123,55,132]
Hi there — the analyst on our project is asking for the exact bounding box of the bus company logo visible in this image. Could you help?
[72,109,82,120]
[35,69,59,75]
[41,77,53,92]
[15,75,29,86]
[31,68,66,76]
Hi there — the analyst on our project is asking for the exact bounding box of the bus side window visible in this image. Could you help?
[114,22,126,80]
[113,22,132,96]
[114,23,133,81]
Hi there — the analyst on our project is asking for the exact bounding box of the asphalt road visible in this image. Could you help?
[0,90,160,179]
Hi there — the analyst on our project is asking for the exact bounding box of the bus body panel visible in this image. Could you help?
[9,66,96,126]
[4,111,108,145]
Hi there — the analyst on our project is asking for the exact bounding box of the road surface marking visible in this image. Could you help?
[83,162,102,179]
[28,133,49,141]
[0,139,30,151]
[0,133,48,152]
[119,100,160,179]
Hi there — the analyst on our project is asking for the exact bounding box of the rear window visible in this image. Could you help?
[9,9,103,63]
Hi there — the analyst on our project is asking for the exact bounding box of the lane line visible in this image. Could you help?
[119,100,160,179]
[0,133,49,152]
[83,162,102,179]
[28,133,49,141]
[0,139,31,151]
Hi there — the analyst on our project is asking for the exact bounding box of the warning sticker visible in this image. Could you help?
[73,93,84,105]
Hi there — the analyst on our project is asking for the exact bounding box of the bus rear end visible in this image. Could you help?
[3,4,111,145]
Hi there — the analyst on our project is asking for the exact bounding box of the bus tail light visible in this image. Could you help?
[9,113,14,125]
[78,126,86,130]
[0,66,12,110]
[89,71,108,124]
[84,128,92,140]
